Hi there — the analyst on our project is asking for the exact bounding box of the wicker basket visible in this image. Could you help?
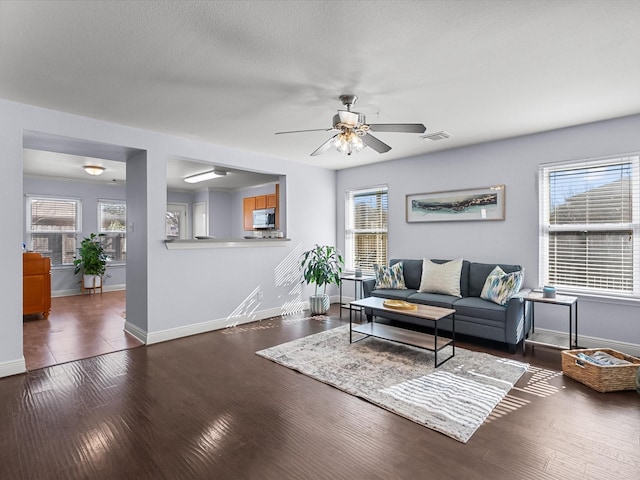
[561,348,640,393]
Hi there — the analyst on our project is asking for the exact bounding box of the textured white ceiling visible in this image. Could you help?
[3,0,640,173]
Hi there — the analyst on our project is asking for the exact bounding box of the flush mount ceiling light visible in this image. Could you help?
[83,165,105,176]
[184,169,227,184]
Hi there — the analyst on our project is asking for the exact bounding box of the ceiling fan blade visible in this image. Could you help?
[368,123,426,134]
[310,135,337,156]
[362,133,392,154]
[275,128,334,135]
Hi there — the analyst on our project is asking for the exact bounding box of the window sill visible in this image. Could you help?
[535,288,640,307]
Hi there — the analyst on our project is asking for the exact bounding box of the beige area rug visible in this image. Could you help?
[256,325,528,443]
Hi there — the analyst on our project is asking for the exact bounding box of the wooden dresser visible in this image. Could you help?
[23,252,51,319]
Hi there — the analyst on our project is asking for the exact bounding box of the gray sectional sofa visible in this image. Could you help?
[362,258,531,353]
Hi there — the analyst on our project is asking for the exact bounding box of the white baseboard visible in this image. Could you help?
[40,296,334,352]
[0,357,26,378]
[536,327,640,357]
[52,284,126,298]
[133,305,298,345]
[139,298,352,345]
[124,321,147,344]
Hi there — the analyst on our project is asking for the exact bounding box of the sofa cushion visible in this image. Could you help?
[371,288,416,301]
[469,262,522,297]
[452,296,508,323]
[407,292,457,309]
[480,266,524,306]
[389,259,423,290]
[374,262,407,289]
[417,258,463,297]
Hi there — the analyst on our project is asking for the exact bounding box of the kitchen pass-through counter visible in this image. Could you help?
[164,238,291,249]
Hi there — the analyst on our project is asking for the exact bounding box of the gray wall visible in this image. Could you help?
[0,98,336,377]
[23,176,127,295]
[208,190,232,238]
[337,114,640,347]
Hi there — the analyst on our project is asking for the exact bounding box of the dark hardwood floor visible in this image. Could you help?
[22,290,142,370]
[4,299,639,479]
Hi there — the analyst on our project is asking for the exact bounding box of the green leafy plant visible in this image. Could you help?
[73,233,109,277]
[300,244,344,295]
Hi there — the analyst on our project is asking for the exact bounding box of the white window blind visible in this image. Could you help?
[539,154,640,297]
[98,199,126,263]
[26,196,81,266]
[345,185,388,273]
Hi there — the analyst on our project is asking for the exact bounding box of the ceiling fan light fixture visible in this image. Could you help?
[334,130,364,155]
[83,165,105,176]
[276,94,424,157]
[184,169,227,184]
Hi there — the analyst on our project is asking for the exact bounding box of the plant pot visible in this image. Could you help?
[83,274,102,289]
[309,294,330,315]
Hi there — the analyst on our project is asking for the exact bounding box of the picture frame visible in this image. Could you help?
[406,185,505,223]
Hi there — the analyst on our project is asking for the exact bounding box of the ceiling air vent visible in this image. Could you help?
[421,131,451,141]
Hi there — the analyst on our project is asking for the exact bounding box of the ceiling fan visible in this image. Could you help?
[275,94,426,156]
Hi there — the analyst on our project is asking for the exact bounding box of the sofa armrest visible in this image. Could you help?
[362,278,377,298]
[504,288,532,345]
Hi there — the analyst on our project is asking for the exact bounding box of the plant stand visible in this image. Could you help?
[81,275,103,295]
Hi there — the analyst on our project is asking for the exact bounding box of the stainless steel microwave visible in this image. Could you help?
[252,208,275,229]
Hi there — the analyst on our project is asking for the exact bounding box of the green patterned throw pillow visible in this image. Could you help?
[374,262,407,289]
[480,266,524,306]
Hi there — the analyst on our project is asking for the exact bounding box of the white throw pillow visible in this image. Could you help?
[417,258,463,297]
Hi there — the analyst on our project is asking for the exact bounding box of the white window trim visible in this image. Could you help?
[539,153,640,299]
[25,194,82,267]
[97,198,126,233]
[345,184,388,273]
[97,198,127,265]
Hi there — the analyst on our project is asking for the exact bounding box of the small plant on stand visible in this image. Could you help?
[74,233,109,291]
[300,244,344,315]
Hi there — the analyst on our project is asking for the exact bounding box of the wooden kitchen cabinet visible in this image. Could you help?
[23,252,51,319]
[243,197,256,231]
[255,195,267,209]
[253,194,276,210]
[243,193,279,231]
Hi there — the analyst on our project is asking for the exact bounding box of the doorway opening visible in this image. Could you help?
[22,132,145,370]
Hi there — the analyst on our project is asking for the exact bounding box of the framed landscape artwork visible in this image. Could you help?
[406,185,505,223]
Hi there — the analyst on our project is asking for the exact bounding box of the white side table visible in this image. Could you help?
[523,292,578,355]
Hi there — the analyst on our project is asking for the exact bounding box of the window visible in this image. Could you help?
[539,154,640,297]
[345,185,388,273]
[26,196,81,266]
[98,199,126,263]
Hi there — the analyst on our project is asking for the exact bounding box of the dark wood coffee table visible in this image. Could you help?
[349,297,456,367]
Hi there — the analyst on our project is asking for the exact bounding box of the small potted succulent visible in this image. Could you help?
[300,244,344,315]
[73,233,109,289]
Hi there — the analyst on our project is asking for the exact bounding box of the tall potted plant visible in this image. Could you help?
[300,244,344,315]
[73,233,109,289]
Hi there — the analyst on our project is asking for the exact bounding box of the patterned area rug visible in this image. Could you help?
[256,325,528,443]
